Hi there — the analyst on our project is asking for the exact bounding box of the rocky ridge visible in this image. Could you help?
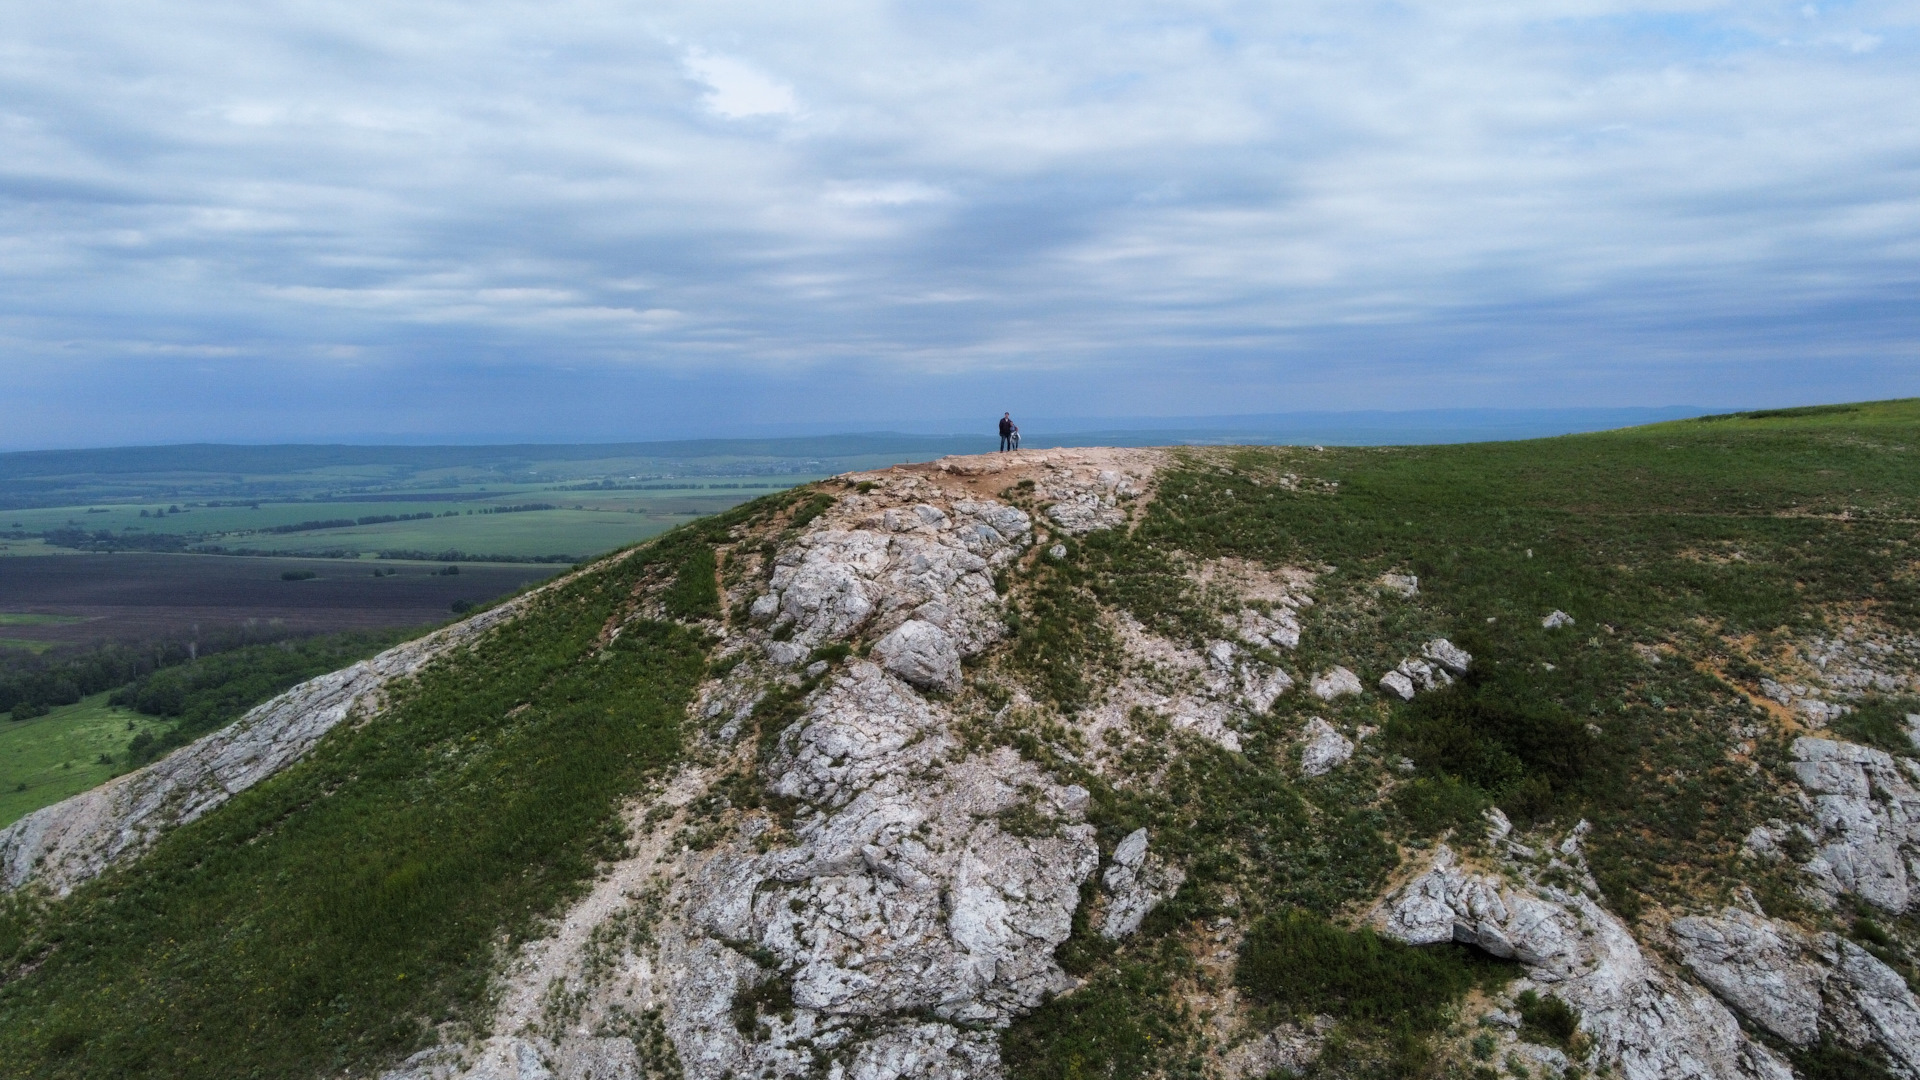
[0,595,535,896]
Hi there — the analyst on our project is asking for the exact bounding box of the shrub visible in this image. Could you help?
[1515,989,1580,1049]
[1003,963,1186,1080]
[11,701,51,722]
[1386,672,1598,824]
[1829,699,1920,757]
[280,570,317,581]
[1236,908,1505,1032]
[1392,774,1488,835]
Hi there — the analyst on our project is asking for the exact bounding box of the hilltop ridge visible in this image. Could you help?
[3,403,1920,1079]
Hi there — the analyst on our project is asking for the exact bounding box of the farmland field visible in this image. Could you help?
[0,438,998,652]
[0,555,559,649]
[0,692,170,827]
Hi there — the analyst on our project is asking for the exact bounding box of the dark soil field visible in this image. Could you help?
[0,554,560,648]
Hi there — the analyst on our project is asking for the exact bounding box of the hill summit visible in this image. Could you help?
[4,403,1920,1080]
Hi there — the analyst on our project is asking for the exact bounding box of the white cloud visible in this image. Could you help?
[682,50,799,118]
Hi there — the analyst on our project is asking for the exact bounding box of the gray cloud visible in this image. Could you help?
[1,0,1917,446]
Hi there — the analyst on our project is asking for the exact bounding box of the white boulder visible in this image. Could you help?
[1299,718,1354,777]
[1309,666,1363,700]
[871,619,962,693]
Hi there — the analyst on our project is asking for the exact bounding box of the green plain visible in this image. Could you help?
[0,693,169,828]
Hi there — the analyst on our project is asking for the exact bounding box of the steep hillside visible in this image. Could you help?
[3,401,1919,1080]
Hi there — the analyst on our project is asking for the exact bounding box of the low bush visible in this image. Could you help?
[1385,669,1600,824]
[1002,963,1190,1080]
[1514,989,1580,1049]
[1236,908,1507,1032]
[1829,699,1920,757]
[1391,774,1489,836]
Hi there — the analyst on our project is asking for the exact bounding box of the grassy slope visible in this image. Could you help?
[0,496,766,1078]
[0,694,171,827]
[998,399,1920,1078]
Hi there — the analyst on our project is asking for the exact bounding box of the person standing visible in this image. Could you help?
[998,412,1014,452]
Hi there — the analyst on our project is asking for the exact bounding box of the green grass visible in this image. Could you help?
[0,694,170,827]
[0,615,85,627]
[0,500,796,1077]
[1002,398,1920,1075]
[0,640,59,656]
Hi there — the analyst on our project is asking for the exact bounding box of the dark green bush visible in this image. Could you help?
[1391,775,1489,835]
[1515,989,1580,1048]
[1793,1037,1896,1080]
[1003,964,1186,1080]
[1236,908,1505,1031]
[787,492,834,529]
[1829,699,1920,757]
[279,569,317,581]
[1386,671,1598,823]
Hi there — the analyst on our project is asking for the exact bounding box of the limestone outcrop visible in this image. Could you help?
[386,466,1097,1080]
[1672,907,1920,1075]
[1784,736,1920,913]
[1309,666,1362,700]
[1298,718,1354,777]
[1376,846,1794,1080]
[1099,828,1184,939]
[1379,638,1471,700]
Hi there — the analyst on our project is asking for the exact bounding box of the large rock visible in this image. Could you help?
[1298,718,1354,777]
[1309,666,1362,700]
[871,620,961,692]
[1422,638,1472,675]
[1670,910,1827,1046]
[1788,736,1920,913]
[687,661,1099,1047]
[1100,828,1185,939]
[756,501,1030,655]
[1671,907,1920,1073]
[1376,847,1794,1080]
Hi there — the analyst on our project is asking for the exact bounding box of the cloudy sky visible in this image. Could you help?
[2,0,1915,447]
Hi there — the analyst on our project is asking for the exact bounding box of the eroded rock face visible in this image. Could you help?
[1376,847,1794,1080]
[1790,736,1920,913]
[759,498,1030,656]
[1669,909,1828,1047]
[700,661,1099,1036]
[871,619,962,693]
[1671,907,1920,1074]
[1100,828,1185,939]
[1038,465,1139,535]
[392,476,1090,1080]
[0,598,531,896]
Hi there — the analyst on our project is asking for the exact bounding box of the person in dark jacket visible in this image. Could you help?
[998,413,1014,452]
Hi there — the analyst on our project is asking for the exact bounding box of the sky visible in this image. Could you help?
[2,1,1916,448]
